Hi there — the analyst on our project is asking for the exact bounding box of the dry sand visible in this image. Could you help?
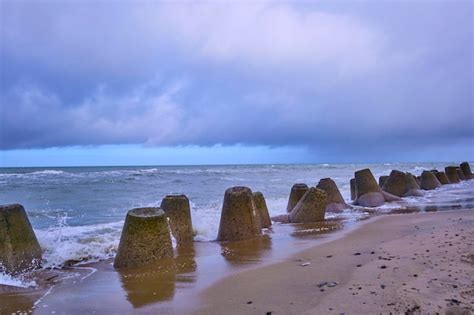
[195,210,474,315]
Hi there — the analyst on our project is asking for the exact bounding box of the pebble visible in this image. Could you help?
[301,262,311,267]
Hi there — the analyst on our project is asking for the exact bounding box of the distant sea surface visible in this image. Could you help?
[1,163,473,272]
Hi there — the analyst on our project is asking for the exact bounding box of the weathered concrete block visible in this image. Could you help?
[0,204,42,274]
[457,168,466,181]
[420,171,442,190]
[357,192,385,207]
[378,175,389,188]
[252,192,272,229]
[217,186,261,242]
[287,184,309,213]
[350,178,356,201]
[460,162,473,179]
[160,194,194,245]
[382,170,406,197]
[405,172,423,196]
[316,178,349,212]
[435,171,450,185]
[289,187,327,223]
[381,191,402,202]
[354,169,386,207]
[445,166,460,183]
[354,169,381,198]
[114,207,173,269]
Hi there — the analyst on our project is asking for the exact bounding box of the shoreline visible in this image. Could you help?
[195,209,474,315]
[0,209,474,314]
[1,214,361,314]
[1,208,473,314]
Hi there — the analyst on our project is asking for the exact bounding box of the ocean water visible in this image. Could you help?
[1,163,473,286]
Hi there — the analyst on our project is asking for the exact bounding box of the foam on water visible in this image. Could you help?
[35,221,123,268]
[0,271,37,288]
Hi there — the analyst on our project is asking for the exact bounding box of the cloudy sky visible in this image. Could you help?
[1,1,473,166]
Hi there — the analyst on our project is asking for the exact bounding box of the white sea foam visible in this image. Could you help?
[410,166,428,173]
[191,203,221,242]
[0,170,69,178]
[35,221,123,268]
[0,271,37,288]
[29,170,68,175]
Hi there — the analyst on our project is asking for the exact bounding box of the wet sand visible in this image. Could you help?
[1,219,349,314]
[1,209,473,314]
[196,209,474,314]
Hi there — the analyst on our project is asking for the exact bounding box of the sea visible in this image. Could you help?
[1,162,473,287]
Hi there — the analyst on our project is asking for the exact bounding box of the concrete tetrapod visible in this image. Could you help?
[405,173,423,197]
[435,172,450,185]
[217,186,261,242]
[114,207,173,269]
[445,166,460,183]
[253,191,272,229]
[382,170,406,197]
[354,169,400,207]
[460,162,473,179]
[350,178,356,201]
[316,178,350,212]
[286,184,309,213]
[420,171,442,190]
[0,204,42,274]
[379,176,389,188]
[160,194,194,245]
[289,187,327,223]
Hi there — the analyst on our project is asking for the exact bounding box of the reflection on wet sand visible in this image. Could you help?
[118,243,198,308]
[175,243,198,287]
[290,218,344,238]
[0,287,36,314]
[220,234,273,266]
[388,202,467,215]
[0,269,63,314]
[118,258,176,308]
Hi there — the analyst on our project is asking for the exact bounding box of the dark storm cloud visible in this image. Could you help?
[1,1,473,158]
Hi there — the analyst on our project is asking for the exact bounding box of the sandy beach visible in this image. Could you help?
[1,207,473,314]
[196,209,474,315]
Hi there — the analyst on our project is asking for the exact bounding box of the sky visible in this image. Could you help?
[0,1,473,166]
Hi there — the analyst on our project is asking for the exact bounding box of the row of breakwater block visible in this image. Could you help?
[352,162,473,206]
[2,162,472,271]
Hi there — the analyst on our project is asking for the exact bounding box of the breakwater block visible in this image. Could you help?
[420,171,441,190]
[379,175,388,188]
[354,169,385,207]
[217,186,261,242]
[253,191,272,229]
[0,204,42,274]
[289,187,327,223]
[435,172,450,185]
[316,178,349,212]
[350,178,356,201]
[161,194,194,245]
[460,162,473,179]
[287,183,309,213]
[382,170,406,197]
[445,166,460,183]
[405,172,423,196]
[114,207,173,269]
